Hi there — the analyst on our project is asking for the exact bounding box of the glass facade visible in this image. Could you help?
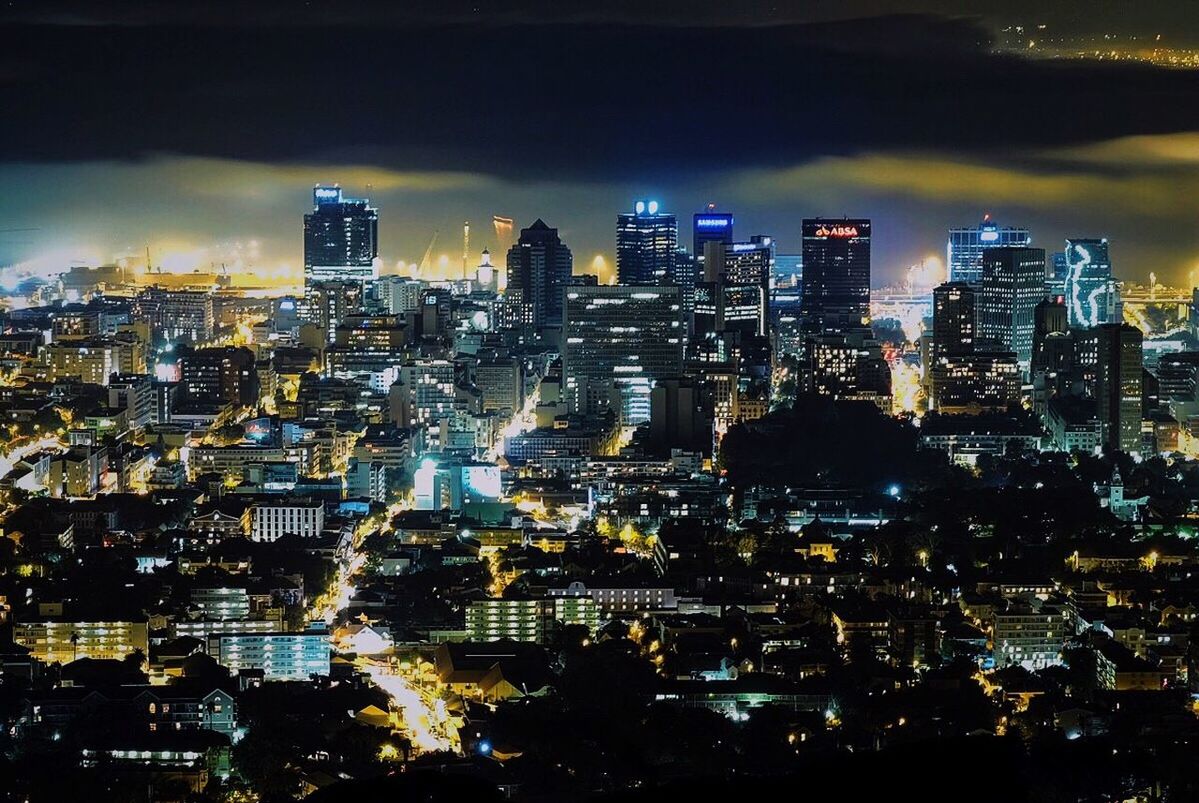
[617,201,678,285]
[947,217,1031,284]
[303,186,379,290]
[1063,238,1121,328]
[800,218,871,336]
[563,285,684,423]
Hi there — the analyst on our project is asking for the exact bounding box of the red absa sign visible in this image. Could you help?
[813,224,860,238]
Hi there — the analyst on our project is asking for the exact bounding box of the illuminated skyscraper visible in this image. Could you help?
[1075,323,1143,453]
[697,236,774,337]
[617,200,677,285]
[799,218,871,336]
[505,219,573,328]
[931,282,976,362]
[977,247,1046,371]
[303,186,378,291]
[947,216,1031,284]
[562,285,684,424]
[693,206,734,264]
[1062,238,1121,328]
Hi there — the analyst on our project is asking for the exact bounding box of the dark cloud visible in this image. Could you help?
[2,13,1199,180]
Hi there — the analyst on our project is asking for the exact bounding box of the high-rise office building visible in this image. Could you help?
[693,206,734,264]
[505,219,573,329]
[1075,323,1143,453]
[927,281,977,403]
[697,237,774,337]
[931,282,976,362]
[303,186,379,292]
[1031,297,1069,374]
[563,285,684,424]
[617,200,678,285]
[947,216,1031,284]
[799,219,871,336]
[977,247,1046,370]
[1063,238,1121,328]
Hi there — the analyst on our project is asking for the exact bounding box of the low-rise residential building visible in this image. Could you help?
[206,631,330,680]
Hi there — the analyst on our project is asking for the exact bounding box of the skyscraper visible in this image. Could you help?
[698,236,773,337]
[931,282,976,364]
[1032,297,1069,374]
[1075,323,1143,453]
[977,247,1046,370]
[1063,238,1121,328]
[693,206,734,264]
[303,186,378,291]
[562,285,684,424]
[505,219,573,329]
[799,218,871,336]
[947,215,1031,284]
[928,282,1012,413]
[617,200,677,285]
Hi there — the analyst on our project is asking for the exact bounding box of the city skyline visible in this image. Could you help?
[6,3,1199,801]
[5,5,1199,286]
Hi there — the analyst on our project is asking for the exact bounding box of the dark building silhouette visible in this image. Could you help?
[505,219,573,329]
[179,346,260,407]
[800,218,871,336]
[1075,323,1143,453]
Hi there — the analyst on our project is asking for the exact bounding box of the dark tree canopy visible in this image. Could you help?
[720,394,941,490]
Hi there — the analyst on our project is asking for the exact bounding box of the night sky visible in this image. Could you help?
[3,0,1199,285]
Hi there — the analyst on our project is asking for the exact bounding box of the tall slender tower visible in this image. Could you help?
[462,221,470,280]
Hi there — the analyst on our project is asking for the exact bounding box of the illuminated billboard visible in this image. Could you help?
[461,465,502,501]
[694,213,733,229]
[244,417,274,444]
[313,186,342,205]
[812,224,861,238]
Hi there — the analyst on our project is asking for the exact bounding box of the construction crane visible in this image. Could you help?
[417,230,439,276]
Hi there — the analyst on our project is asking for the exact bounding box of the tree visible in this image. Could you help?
[122,648,146,671]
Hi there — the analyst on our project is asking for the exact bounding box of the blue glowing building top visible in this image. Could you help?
[947,215,1031,284]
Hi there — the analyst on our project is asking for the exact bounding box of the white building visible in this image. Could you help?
[250,499,324,542]
[207,631,330,680]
